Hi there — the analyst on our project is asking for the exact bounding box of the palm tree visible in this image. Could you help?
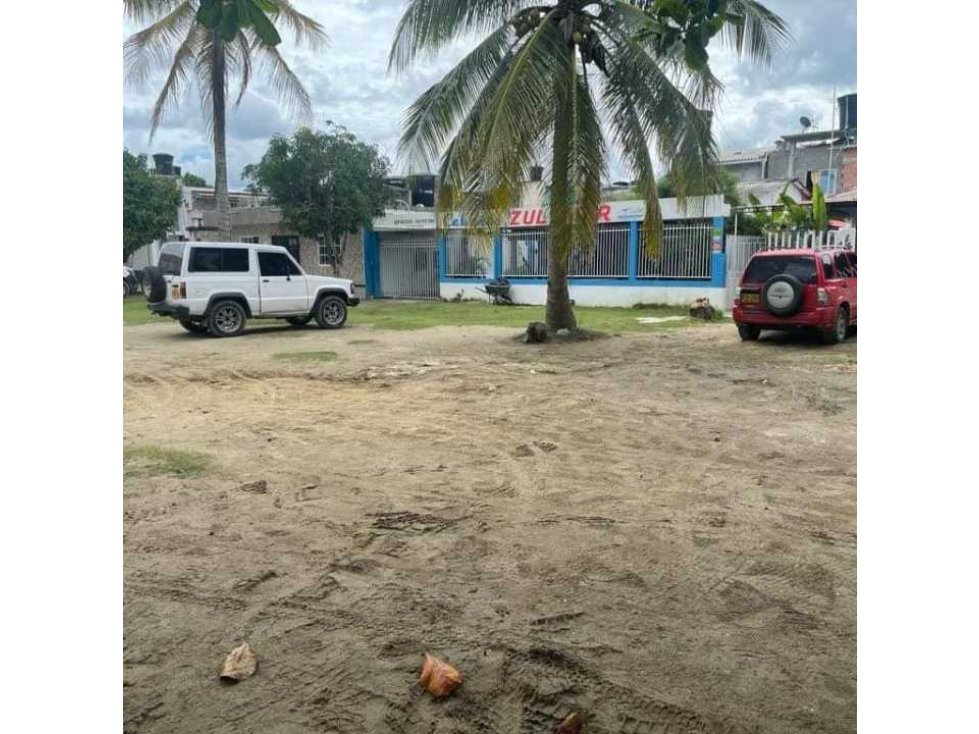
[391,0,788,330]
[124,0,326,234]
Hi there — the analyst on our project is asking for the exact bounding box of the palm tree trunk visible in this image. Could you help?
[545,65,577,332]
[211,31,231,235]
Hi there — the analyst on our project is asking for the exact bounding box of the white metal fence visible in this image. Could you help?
[766,227,857,251]
[569,223,630,278]
[444,232,492,277]
[502,227,548,277]
[638,221,713,279]
[377,231,439,299]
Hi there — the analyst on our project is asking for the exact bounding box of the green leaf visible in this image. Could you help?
[236,0,254,29]
[252,0,279,12]
[250,6,282,46]
[683,38,709,70]
[216,3,240,42]
[196,0,222,28]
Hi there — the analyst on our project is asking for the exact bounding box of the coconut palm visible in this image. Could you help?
[124,0,326,233]
[391,0,788,330]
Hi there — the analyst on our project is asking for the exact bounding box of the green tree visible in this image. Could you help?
[123,150,182,260]
[243,123,390,272]
[124,0,326,234]
[181,171,208,187]
[391,0,788,330]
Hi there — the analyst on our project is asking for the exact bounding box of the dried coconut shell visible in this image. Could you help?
[419,652,462,698]
[554,711,583,733]
[219,642,258,682]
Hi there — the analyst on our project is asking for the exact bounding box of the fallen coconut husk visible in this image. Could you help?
[419,652,462,698]
[555,711,583,733]
[219,642,258,682]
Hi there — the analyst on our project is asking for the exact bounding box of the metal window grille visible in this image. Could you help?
[637,221,713,279]
[568,223,630,278]
[445,232,492,277]
[502,227,548,277]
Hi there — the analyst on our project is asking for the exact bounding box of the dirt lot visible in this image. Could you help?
[124,318,856,734]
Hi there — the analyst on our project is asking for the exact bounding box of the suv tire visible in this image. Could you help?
[286,315,312,327]
[143,266,167,303]
[821,306,849,345]
[314,295,347,329]
[737,324,761,341]
[207,300,247,337]
[762,274,804,316]
[179,319,208,335]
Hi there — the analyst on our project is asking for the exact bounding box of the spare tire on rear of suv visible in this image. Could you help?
[762,273,804,317]
[143,266,167,303]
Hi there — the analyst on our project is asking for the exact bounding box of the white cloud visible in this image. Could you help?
[123,0,856,187]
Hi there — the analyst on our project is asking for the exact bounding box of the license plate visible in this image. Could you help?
[741,291,760,304]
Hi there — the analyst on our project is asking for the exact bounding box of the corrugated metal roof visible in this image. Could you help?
[825,188,857,203]
[736,179,807,207]
[719,148,773,163]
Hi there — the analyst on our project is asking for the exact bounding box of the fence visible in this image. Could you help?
[444,232,492,277]
[377,231,439,299]
[568,223,630,278]
[638,221,713,279]
[502,227,549,277]
[766,227,857,251]
[501,221,713,280]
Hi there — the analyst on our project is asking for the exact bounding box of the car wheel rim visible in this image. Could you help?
[215,307,241,333]
[323,301,344,325]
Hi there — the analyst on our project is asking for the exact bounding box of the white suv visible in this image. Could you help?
[144,241,359,337]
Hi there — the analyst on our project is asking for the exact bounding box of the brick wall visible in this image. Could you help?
[840,147,857,191]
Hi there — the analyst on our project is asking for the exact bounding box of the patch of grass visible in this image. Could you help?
[272,350,338,362]
[123,296,165,326]
[124,446,212,478]
[348,339,379,345]
[349,300,706,333]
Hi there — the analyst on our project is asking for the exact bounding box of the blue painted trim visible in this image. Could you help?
[362,229,380,298]
[628,220,639,282]
[444,277,718,288]
[492,235,503,279]
[437,235,448,282]
[710,252,726,288]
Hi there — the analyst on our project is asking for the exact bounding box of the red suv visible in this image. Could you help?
[732,248,857,344]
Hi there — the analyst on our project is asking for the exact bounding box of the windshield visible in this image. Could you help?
[158,242,186,276]
[742,255,817,285]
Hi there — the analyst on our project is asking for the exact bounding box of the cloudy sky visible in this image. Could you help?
[123,0,856,190]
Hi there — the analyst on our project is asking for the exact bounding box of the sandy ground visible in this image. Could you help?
[124,318,856,734]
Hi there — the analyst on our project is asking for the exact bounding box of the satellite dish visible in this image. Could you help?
[800,116,813,130]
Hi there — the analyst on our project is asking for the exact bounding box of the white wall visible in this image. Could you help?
[440,282,729,309]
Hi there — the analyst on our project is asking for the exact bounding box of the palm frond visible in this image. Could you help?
[388,0,522,73]
[399,24,512,172]
[460,10,566,239]
[271,0,329,48]
[723,0,791,65]
[148,23,204,138]
[232,32,252,108]
[566,61,606,254]
[124,0,195,88]
[601,18,719,204]
[123,0,187,24]
[252,42,313,121]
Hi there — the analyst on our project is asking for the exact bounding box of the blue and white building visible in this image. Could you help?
[362,194,731,308]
